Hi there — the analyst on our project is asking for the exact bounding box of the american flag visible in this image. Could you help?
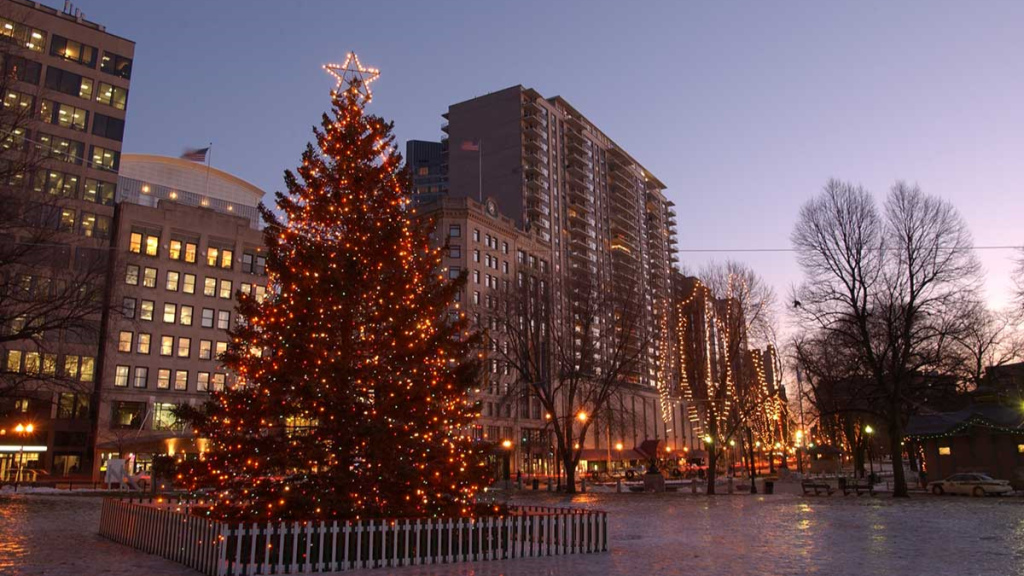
[460,140,480,152]
[181,147,210,163]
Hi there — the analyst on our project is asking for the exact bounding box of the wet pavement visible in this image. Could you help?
[2,491,1023,576]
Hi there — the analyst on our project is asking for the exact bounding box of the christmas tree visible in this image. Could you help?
[182,53,490,521]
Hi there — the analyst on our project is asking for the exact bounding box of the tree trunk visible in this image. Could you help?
[853,445,866,478]
[706,448,717,495]
[563,455,577,494]
[888,410,908,497]
[747,427,757,494]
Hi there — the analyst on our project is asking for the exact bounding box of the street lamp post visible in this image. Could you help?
[13,423,34,493]
[501,439,513,490]
[864,425,875,482]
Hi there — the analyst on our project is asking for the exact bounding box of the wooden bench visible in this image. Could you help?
[802,479,834,496]
[842,481,876,496]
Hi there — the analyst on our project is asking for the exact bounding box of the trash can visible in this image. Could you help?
[532,478,540,490]
[764,480,774,494]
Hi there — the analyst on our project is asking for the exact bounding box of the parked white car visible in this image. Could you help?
[928,473,1012,496]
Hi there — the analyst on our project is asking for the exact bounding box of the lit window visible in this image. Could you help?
[217,310,230,330]
[157,369,171,390]
[160,336,173,357]
[165,271,179,291]
[169,240,182,260]
[129,232,142,253]
[137,333,151,355]
[140,300,154,321]
[117,331,132,352]
[211,373,226,391]
[63,355,79,379]
[219,279,232,299]
[182,274,196,295]
[197,372,210,392]
[174,370,188,391]
[180,305,193,326]
[162,303,177,324]
[199,340,213,360]
[938,446,951,456]
[153,403,179,431]
[114,365,129,387]
[80,357,94,382]
[206,247,219,267]
[221,249,233,269]
[184,243,197,263]
[90,145,120,172]
[142,267,157,288]
[124,264,139,285]
[96,82,127,110]
[177,337,191,358]
[204,277,216,297]
[145,235,158,256]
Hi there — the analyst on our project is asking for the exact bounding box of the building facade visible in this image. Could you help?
[419,195,688,478]
[91,155,265,479]
[405,139,447,204]
[434,85,684,474]
[0,0,133,479]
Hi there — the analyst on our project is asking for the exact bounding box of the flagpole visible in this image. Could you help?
[204,142,213,200]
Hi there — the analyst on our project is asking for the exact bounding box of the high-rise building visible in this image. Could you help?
[405,139,447,204]
[0,0,134,479]
[86,155,265,479]
[438,86,683,469]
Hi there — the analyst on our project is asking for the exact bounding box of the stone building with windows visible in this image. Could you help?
[419,195,686,479]
[0,0,133,480]
[91,155,265,479]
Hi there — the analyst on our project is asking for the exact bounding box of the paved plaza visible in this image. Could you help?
[2,491,1023,576]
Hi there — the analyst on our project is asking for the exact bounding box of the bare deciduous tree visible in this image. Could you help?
[486,269,649,493]
[792,179,981,496]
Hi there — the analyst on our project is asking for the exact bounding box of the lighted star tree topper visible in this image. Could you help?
[178,53,493,521]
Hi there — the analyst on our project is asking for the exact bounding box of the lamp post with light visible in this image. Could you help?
[864,425,875,481]
[501,439,513,490]
[13,423,34,492]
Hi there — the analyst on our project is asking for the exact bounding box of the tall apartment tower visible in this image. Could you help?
[0,0,133,478]
[442,85,679,421]
[91,155,266,479]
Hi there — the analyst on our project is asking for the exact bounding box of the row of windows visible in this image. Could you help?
[50,34,133,79]
[44,66,128,110]
[129,231,266,274]
[0,17,46,52]
[111,401,178,431]
[123,264,267,301]
[2,350,95,381]
[28,130,120,171]
[24,169,116,206]
[56,207,112,239]
[121,297,232,329]
[113,365,227,392]
[116,331,228,360]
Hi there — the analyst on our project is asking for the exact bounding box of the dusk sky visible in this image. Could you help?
[84,0,1024,313]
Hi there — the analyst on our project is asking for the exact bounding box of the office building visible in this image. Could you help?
[0,0,133,479]
[91,154,266,478]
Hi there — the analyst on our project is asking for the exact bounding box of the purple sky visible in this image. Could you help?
[85,0,1024,311]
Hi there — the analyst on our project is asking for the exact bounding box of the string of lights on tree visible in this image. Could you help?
[177,53,492,521]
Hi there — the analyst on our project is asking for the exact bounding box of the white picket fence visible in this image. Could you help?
[99,498,607,575]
